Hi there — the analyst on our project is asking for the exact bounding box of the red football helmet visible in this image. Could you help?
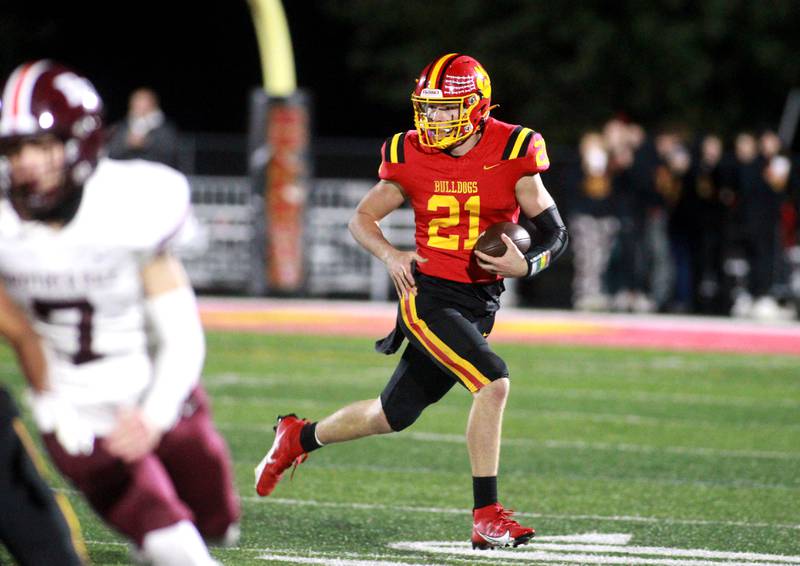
[0,60,104,221]
[411,53,492,149]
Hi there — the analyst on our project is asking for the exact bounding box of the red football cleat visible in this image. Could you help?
[471,503,535,550]
[254,414,309,496]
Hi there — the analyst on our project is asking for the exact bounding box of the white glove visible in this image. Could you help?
[27,390,95,456]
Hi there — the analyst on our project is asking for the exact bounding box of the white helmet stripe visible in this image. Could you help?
[0,60,52,135]
[0,64,28,131]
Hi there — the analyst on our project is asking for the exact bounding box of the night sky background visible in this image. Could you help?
[2,2,799,146]
[0,2,388,138]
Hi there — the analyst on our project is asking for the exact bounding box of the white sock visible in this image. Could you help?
[142,520,219,566]
[314,425,325,447]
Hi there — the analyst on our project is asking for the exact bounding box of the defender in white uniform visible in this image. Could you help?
[0,60,239,565]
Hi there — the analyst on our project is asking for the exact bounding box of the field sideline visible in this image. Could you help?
[200,297,800,355]
[0,299,798,565]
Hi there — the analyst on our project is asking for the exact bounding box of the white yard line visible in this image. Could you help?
[215,420,799,462]
[254,555,427,565]
[81,539,515,566]
[63,489,798,532]
[527,387,800,410]
[204,373,278,387]
[268,461,796,491]
[206,379,800,431]
[79,537,800,566]
[243,496,800,531]
[206,382,800,411]
[79,536,800,566]
[403,431,800,461]
[390,540,800,566]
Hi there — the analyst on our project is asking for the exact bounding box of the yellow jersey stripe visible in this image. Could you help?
[389,133,402,163]
[509,127,533,159]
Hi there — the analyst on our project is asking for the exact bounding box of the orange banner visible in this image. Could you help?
[264,99,309,292]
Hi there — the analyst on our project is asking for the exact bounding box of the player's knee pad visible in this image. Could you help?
[142,520,218,566]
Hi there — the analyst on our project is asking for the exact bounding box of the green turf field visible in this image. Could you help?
[1,332,799,565]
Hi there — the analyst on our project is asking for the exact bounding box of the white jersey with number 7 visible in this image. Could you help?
[0,158,199,434]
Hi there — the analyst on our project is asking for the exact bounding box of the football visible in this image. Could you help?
[474,222,531,257]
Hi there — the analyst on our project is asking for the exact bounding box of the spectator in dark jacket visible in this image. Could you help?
[108,88,179,168]
[689,134,730,313]
[731,130,792,319]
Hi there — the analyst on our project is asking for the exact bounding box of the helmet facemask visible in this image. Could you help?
[412,92,485,149]
[1,133,83,222]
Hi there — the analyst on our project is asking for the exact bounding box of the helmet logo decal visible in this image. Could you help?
[53,73,100,111]
[474,64,491,98]
[442,75,477,96]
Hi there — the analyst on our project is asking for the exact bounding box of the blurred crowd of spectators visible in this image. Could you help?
[563,117,799,320]
[102,88,799,321]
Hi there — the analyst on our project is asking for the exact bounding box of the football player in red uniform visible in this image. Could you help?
[255,53,568,549]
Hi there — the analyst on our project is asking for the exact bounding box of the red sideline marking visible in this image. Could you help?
[199,298,800,356]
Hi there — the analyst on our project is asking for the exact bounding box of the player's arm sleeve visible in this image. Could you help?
[515,171,569,279]
[0,282,48,392]
[139,253,205,432]
[523,205,569,278]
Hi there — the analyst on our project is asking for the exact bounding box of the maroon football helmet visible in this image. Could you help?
[0,60,104,221]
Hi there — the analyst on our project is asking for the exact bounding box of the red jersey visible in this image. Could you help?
[379,117,550,283]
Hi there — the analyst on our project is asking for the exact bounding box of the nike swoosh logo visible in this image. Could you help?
[254,428,285,487]
[476,529,511,546]
[483,163,501,170]
[265,429,285,465]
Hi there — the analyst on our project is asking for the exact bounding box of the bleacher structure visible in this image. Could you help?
[180,175,264,294]
[182,176,414,300]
